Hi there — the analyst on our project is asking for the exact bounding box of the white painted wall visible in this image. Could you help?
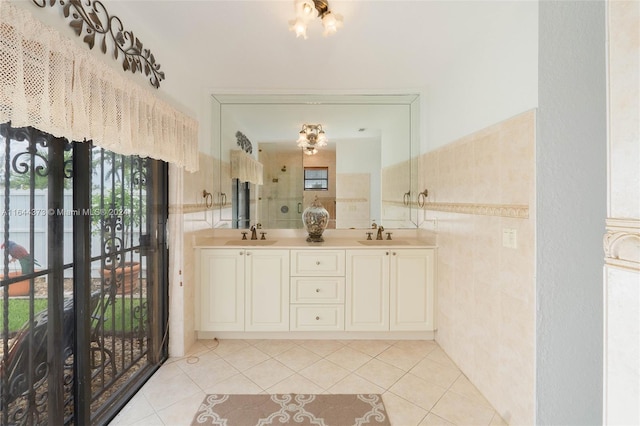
[536,2,606,424]
[422,1,538,152]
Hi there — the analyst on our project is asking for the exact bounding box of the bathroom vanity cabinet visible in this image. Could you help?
[345,249,435,331]
[197,248,289,331]
[196,242,436,337]
[290,250,346,331]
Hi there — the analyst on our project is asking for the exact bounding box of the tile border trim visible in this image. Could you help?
[423,202,529,219]
[604,218,640,272]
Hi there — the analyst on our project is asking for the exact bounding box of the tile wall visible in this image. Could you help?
[381,161,413,228]
[335,173,370,228]
[418,110,536,425]
[170,153,217,356]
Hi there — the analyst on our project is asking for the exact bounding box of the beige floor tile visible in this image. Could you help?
[108,392,155,425]
[355,358,405,390]
[431,391,496,426]
[156,391,206,426]
[393,339,439,354]
[299,359,351,390]
[299,339,346,357]
[112,339,505,426]
[266,373,326,394]
[377,345,427,371]
[419,412,456,426]
[325,346,373,371]
[274,345,322,371]
[199,338,221,349]
[219,345,270,371]
[347,340,394,357]
[410,358,461,389]
[327,373,385,394]
[130,413,164,426]
[141,371,201,411]
[201,373,263,394]
[209,339,250,356]
[449,375,493,408]
[242,358,295,389]
[427,347,459,369]
[183,341,213,358]
[382,392,428,426]
[489,413,509,425]
[389,373,448,411]
[175,349,220,372]
[146,360,184,383]
[253,339,298,356]
[182,358,240,390]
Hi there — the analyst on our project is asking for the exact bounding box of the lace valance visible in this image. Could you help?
[0,0,199,171]
[230,150,263,185]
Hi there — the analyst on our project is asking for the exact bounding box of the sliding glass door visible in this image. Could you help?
[0,123,169,425]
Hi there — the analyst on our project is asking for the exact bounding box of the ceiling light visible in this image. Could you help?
[290,0,343,39]
[297,124,327,155]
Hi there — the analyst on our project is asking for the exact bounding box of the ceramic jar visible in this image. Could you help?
[302,197,329,242]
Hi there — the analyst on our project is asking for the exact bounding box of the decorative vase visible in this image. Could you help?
[302,197,329,242]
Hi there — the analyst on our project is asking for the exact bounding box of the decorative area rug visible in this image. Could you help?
[191,394,391,426]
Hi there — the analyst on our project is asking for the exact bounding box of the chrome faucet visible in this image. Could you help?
[376,226,384,240]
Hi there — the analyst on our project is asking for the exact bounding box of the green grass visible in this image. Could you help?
[0,297,146,334]
[100,298,146,333]
[0,298,48,332]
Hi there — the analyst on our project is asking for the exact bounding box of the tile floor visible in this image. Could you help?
[109,339,507,426]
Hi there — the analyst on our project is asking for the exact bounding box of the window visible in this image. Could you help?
[304,167,328,190]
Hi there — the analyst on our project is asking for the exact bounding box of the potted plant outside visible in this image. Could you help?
[0,241,40,297]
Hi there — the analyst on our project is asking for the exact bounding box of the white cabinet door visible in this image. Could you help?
[198,249,245,331]
[390,249,435,331]
[245,249,290,331]
[346,249,389,331]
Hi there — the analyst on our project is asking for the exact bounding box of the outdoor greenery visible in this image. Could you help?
[0,298,48,332]
[0,297,145,334]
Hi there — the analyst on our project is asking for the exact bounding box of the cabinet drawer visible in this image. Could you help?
[291,277,345,304]
[290,305,345,331]
[291,250,345,276]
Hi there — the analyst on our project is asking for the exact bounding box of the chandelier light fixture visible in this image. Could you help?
[289,0,343,39]
[296,124,328,155]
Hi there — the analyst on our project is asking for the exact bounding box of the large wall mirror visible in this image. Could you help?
[211,94,420,230]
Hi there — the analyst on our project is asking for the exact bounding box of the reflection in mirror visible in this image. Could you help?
[211,94,420,230]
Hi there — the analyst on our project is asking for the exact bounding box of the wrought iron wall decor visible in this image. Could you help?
[32,0,166,89]
[235,131,253,154]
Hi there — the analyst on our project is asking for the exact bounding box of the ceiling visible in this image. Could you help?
[105,1,535,149]
[113,1,518,92]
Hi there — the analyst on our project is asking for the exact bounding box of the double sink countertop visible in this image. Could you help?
[192,228,437,249]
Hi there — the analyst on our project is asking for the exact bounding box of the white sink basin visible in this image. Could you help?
[357,240,410,246]
[225,240,277,246]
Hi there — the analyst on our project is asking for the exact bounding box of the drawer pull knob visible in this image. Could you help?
[315,316,320,320]
[316,261,320,265]
[316,288,320,293]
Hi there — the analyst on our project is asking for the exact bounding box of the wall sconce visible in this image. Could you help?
[289,0,343,39]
